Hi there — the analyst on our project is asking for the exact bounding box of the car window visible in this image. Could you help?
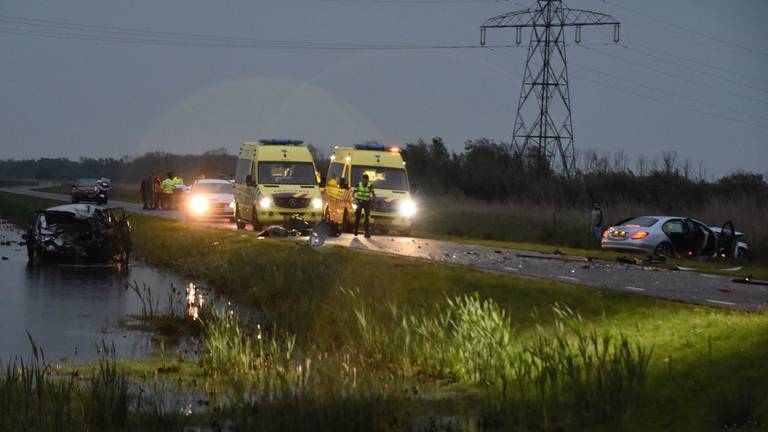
[662,220,685,234]
[621,217,658,227]
[77,178,99,187]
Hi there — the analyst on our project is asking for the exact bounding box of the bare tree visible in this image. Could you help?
[612,149,629,173]
[660,151,679,176]
[636,155,647,177]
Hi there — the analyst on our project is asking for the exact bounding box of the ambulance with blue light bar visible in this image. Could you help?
[233,139,323,230]
[323,143,416,235]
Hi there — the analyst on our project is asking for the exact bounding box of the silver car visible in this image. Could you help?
[601,216,748,259]
[184,179,236,221]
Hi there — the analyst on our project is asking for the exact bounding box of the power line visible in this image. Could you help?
[586,46,768,106]
[488,49,768,132]
[621,44,768,95]
[627,41,767,87]
[602,0,768,58]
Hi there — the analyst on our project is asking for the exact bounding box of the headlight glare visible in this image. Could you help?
[229,201,236,209]
[399,200,417,218]
[189,196,208,214]
[311,197,323,209]
[259,197,272,209]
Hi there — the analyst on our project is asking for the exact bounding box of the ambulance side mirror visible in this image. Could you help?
[245,174,254,187]
[319,176,326,188]
[340,178,348,189]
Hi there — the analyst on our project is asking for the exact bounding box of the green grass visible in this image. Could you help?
[1,191,768,430]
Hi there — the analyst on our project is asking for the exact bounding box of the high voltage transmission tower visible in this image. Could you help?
[481,0,620,177]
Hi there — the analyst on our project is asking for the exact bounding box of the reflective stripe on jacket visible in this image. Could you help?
[354,181,373,201]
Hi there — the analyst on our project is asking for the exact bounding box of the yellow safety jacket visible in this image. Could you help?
[162,178,175,194]
[354,181,373,201]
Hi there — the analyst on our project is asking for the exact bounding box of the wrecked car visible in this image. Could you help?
[24,204,132,263]
[601,216,748,260]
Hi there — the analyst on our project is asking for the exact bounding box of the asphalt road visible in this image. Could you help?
[3,185,766,312]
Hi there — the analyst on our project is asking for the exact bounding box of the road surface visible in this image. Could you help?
[2,185,766,312]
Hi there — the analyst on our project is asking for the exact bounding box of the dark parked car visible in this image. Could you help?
[71,178,109,204]
[24,204,132,263]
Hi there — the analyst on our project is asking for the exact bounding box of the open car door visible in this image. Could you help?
[717,221,737,259]
[662,219,687,257]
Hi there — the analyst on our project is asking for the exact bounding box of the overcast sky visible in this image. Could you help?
[1,0,766,177]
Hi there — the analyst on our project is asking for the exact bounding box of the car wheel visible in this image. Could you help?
[235,205,246,230]
[655,242,673,257]
[251,206,262,232]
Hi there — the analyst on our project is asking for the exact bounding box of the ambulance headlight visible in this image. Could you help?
[189,196,208,214]
[311,197,323,209]
[229,201,236,209]
[399,200,417,218]
[259,197,272,209]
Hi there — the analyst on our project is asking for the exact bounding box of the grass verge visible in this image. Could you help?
[1,191,767,430]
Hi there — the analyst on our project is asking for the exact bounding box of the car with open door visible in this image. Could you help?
[601,215,747,260]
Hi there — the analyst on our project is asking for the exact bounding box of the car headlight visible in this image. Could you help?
[311,197,323,209]
[189,196,208,213]
[351,203,358,211]
[229,201,236,209]
[399,200,417,218]
[259,196,272,209]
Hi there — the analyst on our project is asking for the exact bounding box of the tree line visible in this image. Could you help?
[1,139,765,212]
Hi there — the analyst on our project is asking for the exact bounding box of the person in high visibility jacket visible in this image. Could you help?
[353,174,375,238]
[171,173,184,210]
[161,172,175,210]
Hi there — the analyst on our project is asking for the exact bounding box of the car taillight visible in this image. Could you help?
[602,230,609,238]
[630,231,649,240]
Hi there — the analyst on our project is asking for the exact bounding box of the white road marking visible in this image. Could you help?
[557,276,579,282]
[624,286,646,292]
[503,267,519,272]
[706,299,736,306]
[699,274,719,279]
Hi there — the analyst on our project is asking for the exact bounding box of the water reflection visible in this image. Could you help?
[0,224,192,363]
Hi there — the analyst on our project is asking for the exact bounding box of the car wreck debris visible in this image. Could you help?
[24,204,132,263]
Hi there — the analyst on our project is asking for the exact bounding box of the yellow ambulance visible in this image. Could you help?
[323,143,416,235]
[233,139,323,230]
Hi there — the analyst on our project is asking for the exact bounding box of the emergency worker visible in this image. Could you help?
[161,172,175,210]
[353,174,375,238]
[152,174,162,209]
[140,174,152,209]
[172,173,184,210]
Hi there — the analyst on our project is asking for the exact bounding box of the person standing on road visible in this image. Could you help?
[590,201,604,245]
[161,172,175,210]
[140,174,152,209]
[353,174,375,238]
[152,174,162,209]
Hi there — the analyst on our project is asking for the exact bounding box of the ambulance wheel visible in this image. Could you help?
[235,205,246,230]
[251,206,262,232]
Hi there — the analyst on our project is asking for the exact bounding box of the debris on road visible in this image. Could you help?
[732,277,768,286]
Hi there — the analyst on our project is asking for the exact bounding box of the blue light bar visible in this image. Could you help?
[353,143,388,151]
[259,138,304,146]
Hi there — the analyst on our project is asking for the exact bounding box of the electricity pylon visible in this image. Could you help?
[481,0,620,177]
